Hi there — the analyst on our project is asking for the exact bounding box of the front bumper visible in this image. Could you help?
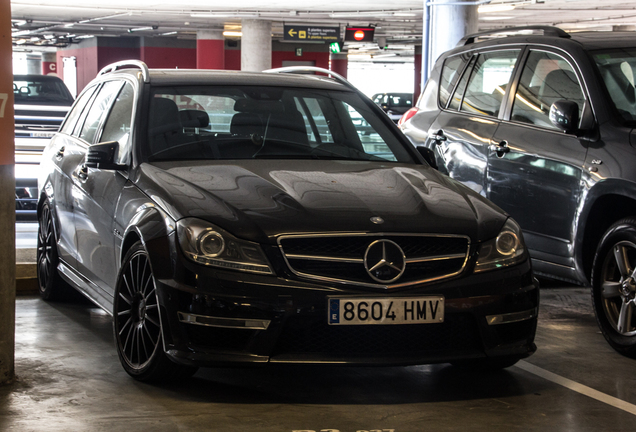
[151,242,539,367]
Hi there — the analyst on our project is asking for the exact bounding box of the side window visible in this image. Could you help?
[79,81,124,144]
[60,85,97,135]
[100,82,135,164]
[460,50,520,117]
[448,56,476,111]
[439,55,468,108]
[511,51,585,130]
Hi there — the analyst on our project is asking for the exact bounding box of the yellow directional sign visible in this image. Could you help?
[283,25,340,42]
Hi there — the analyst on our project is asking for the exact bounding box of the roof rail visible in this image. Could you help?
[264,66,355,90]
[98,60,150,83]
[457,26,570,46]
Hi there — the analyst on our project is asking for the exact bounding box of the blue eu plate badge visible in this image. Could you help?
[329,299,340,324]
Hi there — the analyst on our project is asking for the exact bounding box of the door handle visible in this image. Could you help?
[77,165,88,181]
[55,146,65,160]
[489,140,510,158]
[428,130,447,144]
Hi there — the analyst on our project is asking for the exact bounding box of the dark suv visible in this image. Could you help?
[37,60,538,382]
[400,26,636,357]
[14,74,74,219]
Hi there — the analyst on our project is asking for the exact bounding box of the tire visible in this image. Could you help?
[113,241,198,382]
[591,218,636,358]
[37,201,71,301]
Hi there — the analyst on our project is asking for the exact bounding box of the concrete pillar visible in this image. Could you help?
[241,20,271,72]
[0,0,16,386]
[330,53,348,78]
[430,0,478,65]
[42,52,58,76]
[197,30,225,70]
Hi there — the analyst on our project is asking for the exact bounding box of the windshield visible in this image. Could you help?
[13,76,74,106]
[593,48,636,125]
[146,85,414,163]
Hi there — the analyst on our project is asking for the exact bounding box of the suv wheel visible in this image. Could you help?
[592,218,636,358]
[114,241,198,382]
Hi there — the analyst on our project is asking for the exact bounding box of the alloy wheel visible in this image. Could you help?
[600,240,636,336]
[115,250,162,370]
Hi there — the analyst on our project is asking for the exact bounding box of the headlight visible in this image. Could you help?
[176,218,274,275]
[474,218,526,273]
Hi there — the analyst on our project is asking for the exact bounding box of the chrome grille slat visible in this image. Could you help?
[278,233,470,289]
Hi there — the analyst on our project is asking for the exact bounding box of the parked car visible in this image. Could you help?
[400,26,636,357]
[37,60,538,382]
[372,92,413,123]
[14,74,74,220]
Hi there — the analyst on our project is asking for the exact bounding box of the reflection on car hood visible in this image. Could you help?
[137,160,507,244]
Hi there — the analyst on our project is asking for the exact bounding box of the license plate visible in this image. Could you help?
[328,297,444,325]
[31,132,56,138]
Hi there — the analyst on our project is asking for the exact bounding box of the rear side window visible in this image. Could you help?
[460,50,520,117]
[439,55,468,108]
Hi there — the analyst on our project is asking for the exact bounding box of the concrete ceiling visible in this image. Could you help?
[10,0,636,56]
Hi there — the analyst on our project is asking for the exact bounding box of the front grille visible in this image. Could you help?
[279,234,470,288]
[273,313,481,356]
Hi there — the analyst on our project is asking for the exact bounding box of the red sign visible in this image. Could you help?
[345,27,375,43]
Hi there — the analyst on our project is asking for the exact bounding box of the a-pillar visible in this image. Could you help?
[430,0,478,66]
[0,0,16,386]
[330,53,348,79]
[241,20,271,72]
[197,30,225,70]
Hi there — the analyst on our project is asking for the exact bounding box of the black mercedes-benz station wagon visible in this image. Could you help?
[37,60,538,382]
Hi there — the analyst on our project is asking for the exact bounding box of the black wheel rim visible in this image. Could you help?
[115,250,162,370]
[600,240,636,336]
[37,204,53,292]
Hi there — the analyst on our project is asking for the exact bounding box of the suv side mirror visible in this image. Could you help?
[86,141,126,170]
[549,100,580,134]
[417,146,438,170]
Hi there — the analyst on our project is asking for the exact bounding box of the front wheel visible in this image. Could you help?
[591,218,636,358]
[113,241,197,382]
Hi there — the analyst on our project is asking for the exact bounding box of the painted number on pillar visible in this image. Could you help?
[0,93,7,118]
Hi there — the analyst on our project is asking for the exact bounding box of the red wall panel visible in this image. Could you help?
[142,46,196,69]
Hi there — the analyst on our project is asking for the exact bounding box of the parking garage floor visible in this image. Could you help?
[2,226,636,431]
[0,285,634,431]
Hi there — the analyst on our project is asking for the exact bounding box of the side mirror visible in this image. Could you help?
[86,141,126,170]
[417,146,438,170]
[549,100,579,134]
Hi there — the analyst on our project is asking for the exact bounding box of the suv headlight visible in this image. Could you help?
[474,218,526,273]
[176,218,274,275]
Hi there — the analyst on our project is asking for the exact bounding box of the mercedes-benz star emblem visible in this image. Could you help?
[363,239,406,283]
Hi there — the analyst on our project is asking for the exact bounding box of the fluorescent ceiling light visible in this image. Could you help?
[481,16,514,20]
[191,13,259,18]
[478,4,516,13]
[223,31,242,37]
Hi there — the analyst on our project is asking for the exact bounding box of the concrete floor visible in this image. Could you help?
[1,281,635,432]
[4,223,636,431]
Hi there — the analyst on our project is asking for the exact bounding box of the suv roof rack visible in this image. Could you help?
[264,66,355,90]
[99,60,150,83]
[458,26,570,46]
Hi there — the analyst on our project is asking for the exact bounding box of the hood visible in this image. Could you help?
[136,160,507,244]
